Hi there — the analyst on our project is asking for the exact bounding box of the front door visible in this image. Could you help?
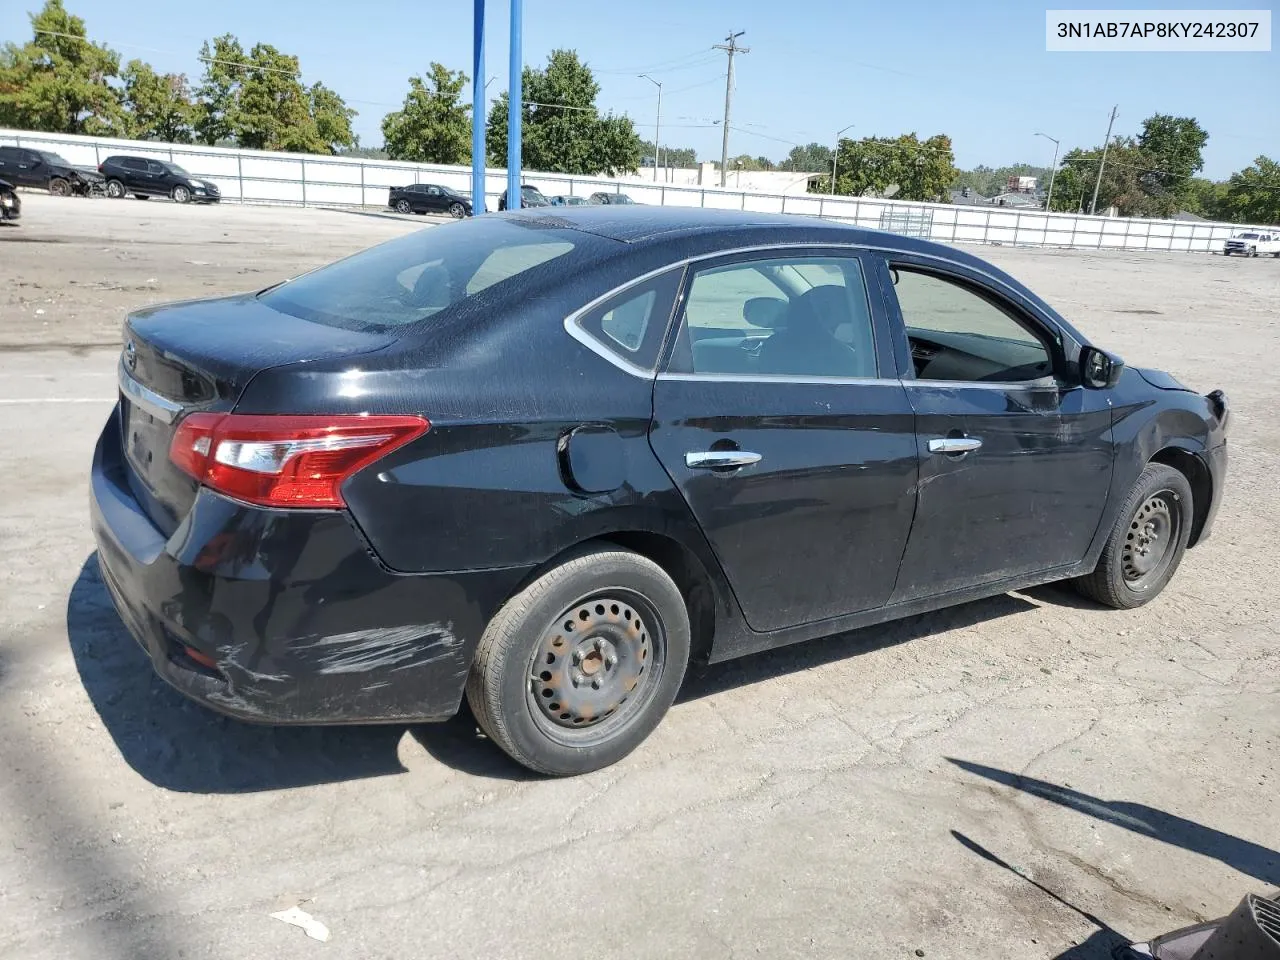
[649,250,918,632]
[879,259,1114,602]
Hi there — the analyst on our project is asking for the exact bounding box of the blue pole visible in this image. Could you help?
[471,0,486,213]
[506,0,522,211]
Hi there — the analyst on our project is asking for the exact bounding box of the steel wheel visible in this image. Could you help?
[1121,492,1180,590]
[525,590,665,747]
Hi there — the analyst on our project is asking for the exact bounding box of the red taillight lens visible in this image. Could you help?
[169,413,429,508]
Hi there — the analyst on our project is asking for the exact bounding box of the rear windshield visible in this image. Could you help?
[259,218,580,332]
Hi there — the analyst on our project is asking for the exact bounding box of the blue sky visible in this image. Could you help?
[5,0,1276,178]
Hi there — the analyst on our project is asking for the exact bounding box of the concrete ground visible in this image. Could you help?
[0,192,1276,960]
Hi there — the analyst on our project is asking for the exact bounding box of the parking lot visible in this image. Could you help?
[1,192,1276,960]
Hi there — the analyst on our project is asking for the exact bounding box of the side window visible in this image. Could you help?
[668,256,877,379]
[123,158,145,171]
[890,267,1054,383]
[148,161,167,175]
[425,186,441,196]
[572,269,682,371]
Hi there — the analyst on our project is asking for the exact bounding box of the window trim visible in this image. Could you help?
[879,256,1070,387]
[564,266,684,375]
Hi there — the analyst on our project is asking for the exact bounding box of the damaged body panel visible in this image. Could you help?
[88,207,1229,734]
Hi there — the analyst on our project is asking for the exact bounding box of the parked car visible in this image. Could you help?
[497,184,549,210]
[0,179,19,223]
[389,183,473,218]
[1223,231,1280,257]
[0,145,104,196]
[588,192,637,205]
[92,208,1229,777]
[99,155,221,204]
[549,195,588,206]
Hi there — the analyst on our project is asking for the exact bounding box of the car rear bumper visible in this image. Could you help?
[90,405,529,724]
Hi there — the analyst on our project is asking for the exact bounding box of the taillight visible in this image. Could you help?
[169,413,429,508]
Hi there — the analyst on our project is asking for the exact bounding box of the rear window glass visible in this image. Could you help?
[259,218,579,332]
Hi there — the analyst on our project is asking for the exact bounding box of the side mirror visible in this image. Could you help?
[1079,345,1124,389]
[889,267,901,286]
[742,296,788,329]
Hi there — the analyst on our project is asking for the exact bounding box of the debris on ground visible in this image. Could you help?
[269,905,330,942]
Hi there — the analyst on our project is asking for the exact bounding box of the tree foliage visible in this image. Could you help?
[121,59,194,142]
[487,50,642,176]
[0,0,124,135]
[952,163,1052,198]
[1218,156,1280,225]
[640,140,697,168]
[381,64,471,164]
[821,133,956,202]
[1135,114,1208,216]
[783,142,833,173]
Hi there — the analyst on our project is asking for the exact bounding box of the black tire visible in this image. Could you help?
[394,198,411,214]
[48,177,70,197]
[1250,246,1258,257]
[1073,463,1193,609]
[448,201,466,219]
[133,194,150,200]
[105,179,126,199]
[466,546,691,776]
[172,184,191,204]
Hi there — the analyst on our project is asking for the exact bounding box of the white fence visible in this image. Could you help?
[3,128,1269,254]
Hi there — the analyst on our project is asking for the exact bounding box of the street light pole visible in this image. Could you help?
[1035,131,1060,212]
[1090,104,1118,216]
[639,74,662,183]
[830,123,854,196]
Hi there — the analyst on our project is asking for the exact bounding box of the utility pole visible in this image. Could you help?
[640,74,662,182]
[714,30,748,188]
[831,123,854,195]
[1089,104,1118,216]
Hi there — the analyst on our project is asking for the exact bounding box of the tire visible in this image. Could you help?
[172,184,191,204]
[105,179,126,199]
[48,177,70,197]
[1251,246,1258,258]
[1073,462,1193,609]
[466,546,691,776]
[394,198,411,214]
[134,194,150,200]
[448,201,466,219]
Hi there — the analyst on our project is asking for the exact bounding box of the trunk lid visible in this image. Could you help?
[119,293,397,535]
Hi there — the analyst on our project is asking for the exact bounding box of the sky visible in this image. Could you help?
[4,0,1277,179]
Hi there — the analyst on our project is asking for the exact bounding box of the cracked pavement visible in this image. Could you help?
[0,194,1276,960]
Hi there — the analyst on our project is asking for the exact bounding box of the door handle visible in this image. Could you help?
[685,450,762,469]
[928,437,983,455]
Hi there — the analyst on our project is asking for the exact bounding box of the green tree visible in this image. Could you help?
[825,133,955,202]
[1182,176,1229,219]
[784,142,832,173]
[309,81,357,152]
[121,59,193,142]
[640,140,697,168]
[0,0,124,135]
[193,34,247,145]
[487,50,642,176]
[381,64,471,164]
[952,163,1052,198]
[1056,138,1151,215]
[1136,114,1208,216]
[1219,156,1280,225]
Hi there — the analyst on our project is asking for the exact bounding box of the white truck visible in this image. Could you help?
[1223,230,1280,257]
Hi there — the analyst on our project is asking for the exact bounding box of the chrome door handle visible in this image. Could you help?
[685,450,762,469]
[928,437,983,455]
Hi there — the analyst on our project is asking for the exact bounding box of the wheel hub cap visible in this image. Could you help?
[531,598,650,728]
[1123,495,1174,581]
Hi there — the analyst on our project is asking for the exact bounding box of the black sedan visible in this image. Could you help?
[91,208,1229,776]
[388,183,472,218]
[0,178,19,222]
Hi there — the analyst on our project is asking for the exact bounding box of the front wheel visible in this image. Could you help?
[466,546,691,776]
[105,179,126,199]
[1073,463,1193,609]
[1250,246,1258,257]
[448,201,466,219]
[48,177,70,197]
[172,184,191,204]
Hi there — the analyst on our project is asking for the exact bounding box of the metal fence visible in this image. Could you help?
[3,128,1269,254]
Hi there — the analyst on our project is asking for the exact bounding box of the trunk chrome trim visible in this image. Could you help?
[118,357,182,424]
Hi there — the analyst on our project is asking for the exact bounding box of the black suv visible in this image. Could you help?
[0,145,105,195]
[99,155,221,204]
[388,183,473,218]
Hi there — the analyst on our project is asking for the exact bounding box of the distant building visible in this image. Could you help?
[1006,175,1038,194]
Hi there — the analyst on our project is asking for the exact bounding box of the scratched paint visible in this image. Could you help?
[293,623,460,675]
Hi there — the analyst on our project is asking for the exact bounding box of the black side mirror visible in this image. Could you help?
[1079,345,1124,389]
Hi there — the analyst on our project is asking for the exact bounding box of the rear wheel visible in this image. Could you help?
[1073,463,1193,609]
[466,546,690,776]
[49,177,70,197]
[105,179,126,199]
[172,184,191,204]
[394,198,411,214]
[448,201,466,219]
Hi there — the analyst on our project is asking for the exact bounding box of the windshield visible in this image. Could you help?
[259,218,579,332]
[165,162,190,176]
[1238,233,1259,239]
[612,195,635,204]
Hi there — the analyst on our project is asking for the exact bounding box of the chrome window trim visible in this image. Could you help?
[118,357,183,424]
[657,372,900,387]
[562,240,1059,381]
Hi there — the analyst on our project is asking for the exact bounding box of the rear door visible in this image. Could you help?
[649,249,918,632]
[120,157,147,192]
[876,256,1114,602]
